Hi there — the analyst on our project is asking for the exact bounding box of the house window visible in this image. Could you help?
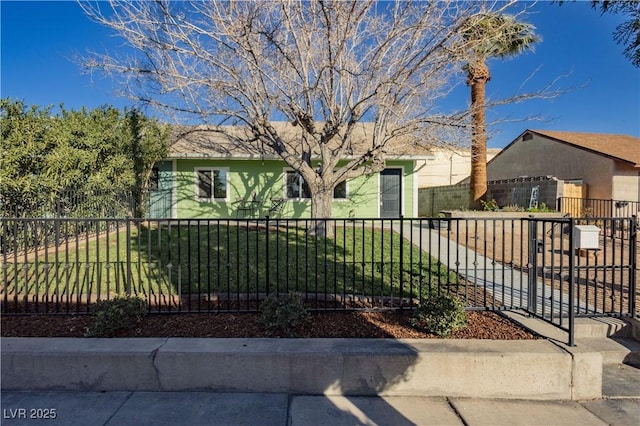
[284,170,347,200]
[333,180,347,199]
[196,168,228,201]
[286,171,311,199]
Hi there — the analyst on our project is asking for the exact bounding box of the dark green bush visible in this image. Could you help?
[259,293,310,337]
[85,295,147,337]
[410,292,467,337]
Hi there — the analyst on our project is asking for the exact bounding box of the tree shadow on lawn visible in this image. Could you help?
[1,218,460,316]
[129,219,457,312]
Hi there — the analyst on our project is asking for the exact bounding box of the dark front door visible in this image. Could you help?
[380,169,402,218]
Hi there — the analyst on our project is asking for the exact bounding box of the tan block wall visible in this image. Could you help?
[418,148,500,188]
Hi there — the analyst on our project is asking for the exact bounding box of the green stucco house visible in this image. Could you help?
[146,123,432,219]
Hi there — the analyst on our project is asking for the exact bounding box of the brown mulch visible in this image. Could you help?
[1,310,540,339]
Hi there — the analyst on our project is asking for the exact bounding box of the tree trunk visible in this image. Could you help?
[468,61,490,210]
[128,110,145,218]
[310,188,334,239]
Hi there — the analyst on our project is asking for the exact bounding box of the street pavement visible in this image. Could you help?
[2,390,639,426]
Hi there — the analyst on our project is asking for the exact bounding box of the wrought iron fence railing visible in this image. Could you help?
[1,216,637,345]
[558,196,640,218]
[1,190,136,219]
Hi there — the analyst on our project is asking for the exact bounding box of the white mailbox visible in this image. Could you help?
[573,225,600,249]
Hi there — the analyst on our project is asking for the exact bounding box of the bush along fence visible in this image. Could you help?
[1,216,637,345]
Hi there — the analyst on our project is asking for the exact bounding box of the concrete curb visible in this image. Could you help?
[1,337,602,400]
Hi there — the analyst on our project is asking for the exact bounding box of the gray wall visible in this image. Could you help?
[418,176,562,217]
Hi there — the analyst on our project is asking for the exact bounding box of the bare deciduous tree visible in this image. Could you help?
[80,0,551,232]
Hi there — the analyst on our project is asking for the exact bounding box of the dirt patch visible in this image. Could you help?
[439,219,639,315]
[1,310,539,339]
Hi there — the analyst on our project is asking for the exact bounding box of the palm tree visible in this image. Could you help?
[463,14,539,209]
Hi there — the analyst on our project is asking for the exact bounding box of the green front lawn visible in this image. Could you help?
[2,222,457,302]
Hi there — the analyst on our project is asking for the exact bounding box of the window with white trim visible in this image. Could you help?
[195,168,228,201]
[284,170,347,200]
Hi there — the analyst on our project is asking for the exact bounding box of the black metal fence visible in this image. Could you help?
[558,197,640,218]
[1,218,456,314]
[526,216,637,344]
[1,190,136,219]
[2,216,637,344]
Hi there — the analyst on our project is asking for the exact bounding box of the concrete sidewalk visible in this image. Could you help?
[3,390,639,426]
[399,222,593,316]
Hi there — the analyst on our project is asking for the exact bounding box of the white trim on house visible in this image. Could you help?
[413,165,418,217]
[401,166,406,217]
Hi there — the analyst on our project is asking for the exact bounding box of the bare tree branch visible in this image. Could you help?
[79,0,561,222]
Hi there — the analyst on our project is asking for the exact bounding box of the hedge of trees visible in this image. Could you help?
[1,99,170,218]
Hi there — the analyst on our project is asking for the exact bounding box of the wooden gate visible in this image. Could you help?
[561,182,587,217]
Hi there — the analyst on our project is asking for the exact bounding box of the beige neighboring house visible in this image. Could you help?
[486,130,640,202]
[417,147,501,188]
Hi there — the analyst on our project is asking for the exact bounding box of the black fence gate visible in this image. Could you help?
[527,217,637,345]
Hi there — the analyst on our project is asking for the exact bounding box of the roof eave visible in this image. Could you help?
[166,153,427,160]
[166,153,281,160]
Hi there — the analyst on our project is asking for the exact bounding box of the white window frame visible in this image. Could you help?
[194,167,229,202]
[284,170,310,200]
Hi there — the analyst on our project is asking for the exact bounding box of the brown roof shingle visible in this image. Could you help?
[530,130,640,167]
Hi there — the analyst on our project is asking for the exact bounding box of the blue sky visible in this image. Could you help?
[1,1,638,148]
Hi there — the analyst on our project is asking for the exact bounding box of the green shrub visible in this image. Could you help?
[259,293,310,337]
[85,295,147,337]
[501,204,524,212]
[526,202,556,213]
[410,292,467,337]
[480,199,499,212]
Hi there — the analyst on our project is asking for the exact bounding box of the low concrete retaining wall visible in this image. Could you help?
[1,338,601,400]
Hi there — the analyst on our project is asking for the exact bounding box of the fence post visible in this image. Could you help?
[399,215,404,311]
[54,219,60,247]
[527,219,538,313]
[610,199,614,218]
[568,217,575,347]
[125,218,132,295]
[265,215,270,297]
[629,215,637,317]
